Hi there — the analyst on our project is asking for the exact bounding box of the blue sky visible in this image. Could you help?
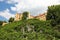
[0,0,60,21]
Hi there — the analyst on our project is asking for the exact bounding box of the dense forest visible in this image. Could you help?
[0,5,60,40]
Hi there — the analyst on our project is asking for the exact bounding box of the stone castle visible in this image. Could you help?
[15,12,47,21]
[2,12,47,26]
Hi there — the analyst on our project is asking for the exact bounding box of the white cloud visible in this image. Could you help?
[10,0,60,11]
[6,0,16,4]
[0,9,15,20]
[8,0,60,6]
[6,0,20,4]
[11,7,17,11]
[0,0,4,1]
[8,0,60,15]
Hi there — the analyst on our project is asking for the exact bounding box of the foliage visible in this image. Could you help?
[22,12,29,20]
[46,5,60,26]
[0,21,7,26]
[0,21,3,26]
[0,19,60,40]
[46,5,60,39]
[8,17,14,22]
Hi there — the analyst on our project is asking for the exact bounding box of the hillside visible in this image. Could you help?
[0,19,60,40]
[0,5,60,40]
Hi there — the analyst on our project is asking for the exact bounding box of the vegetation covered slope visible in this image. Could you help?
[0,5,60,40]
[0,19,60,40]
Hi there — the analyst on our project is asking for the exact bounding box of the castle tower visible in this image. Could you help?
[15,13,22,21]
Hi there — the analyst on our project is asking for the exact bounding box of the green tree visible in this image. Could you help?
[22,12,29,20]
[46,5,60,26]
[9,17,14,22]
[0,21,3,26]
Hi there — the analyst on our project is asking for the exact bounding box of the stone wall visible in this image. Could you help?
[14,12,47,21]
[2,22,7,26]
[15,13,23,21]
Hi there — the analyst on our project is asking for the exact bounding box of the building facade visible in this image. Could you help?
[15,13,23,21]
[2,22,7,26]
[15,12,47,21]
[35,13,47,21]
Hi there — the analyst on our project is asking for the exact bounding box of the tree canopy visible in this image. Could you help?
[0,21,3,26]
[22,12,29,20]
[46,5,60,26]
[8,17,14,22]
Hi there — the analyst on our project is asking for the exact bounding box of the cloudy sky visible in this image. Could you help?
[0,0,60,21]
